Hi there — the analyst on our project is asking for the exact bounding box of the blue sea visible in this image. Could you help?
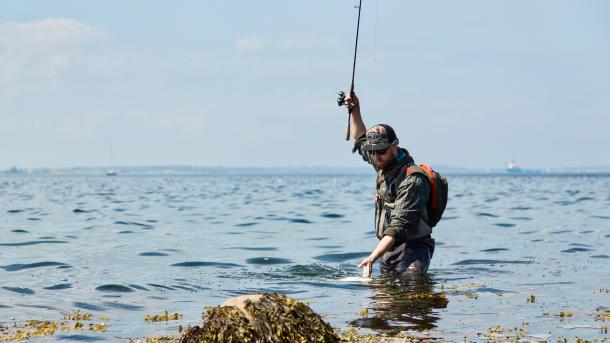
[1,174,609,341]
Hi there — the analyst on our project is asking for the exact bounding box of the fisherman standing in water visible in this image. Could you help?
[343,93,439,278]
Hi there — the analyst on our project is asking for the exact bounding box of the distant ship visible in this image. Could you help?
[506,161,522,174]
[106,169,118,176]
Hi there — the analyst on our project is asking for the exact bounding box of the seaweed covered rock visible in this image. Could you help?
[180,293,339,343]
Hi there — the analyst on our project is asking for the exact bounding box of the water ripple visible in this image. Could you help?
[453,259,533,265]
[44,284,72,290]
[171,261,242,268]
[1,261,71,272]
[246,257,293,265]
[0,240,68,247]
[2,287,35,295]
[95,284,135,293]
[313,252,370,263]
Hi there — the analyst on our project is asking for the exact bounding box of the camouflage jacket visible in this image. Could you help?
[353,136,432,245]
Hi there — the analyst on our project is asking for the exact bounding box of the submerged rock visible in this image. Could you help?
[180,293,339,343]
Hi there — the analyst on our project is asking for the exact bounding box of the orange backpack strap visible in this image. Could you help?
[406,163,438,210]
[406,164,424,177]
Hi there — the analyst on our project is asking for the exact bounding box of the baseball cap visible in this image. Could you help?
[362,124,398,151]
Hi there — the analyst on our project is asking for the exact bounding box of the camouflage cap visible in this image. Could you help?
[362,124,398,151]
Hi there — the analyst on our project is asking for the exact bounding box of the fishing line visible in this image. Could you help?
[337,0,363,141]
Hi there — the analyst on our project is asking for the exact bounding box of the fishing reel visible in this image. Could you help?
[337,91,347,107]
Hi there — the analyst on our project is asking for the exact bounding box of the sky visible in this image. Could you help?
[1,1,609,169]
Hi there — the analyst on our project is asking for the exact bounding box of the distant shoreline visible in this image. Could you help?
[2,169,610,177]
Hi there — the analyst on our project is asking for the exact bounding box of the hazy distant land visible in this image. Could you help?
[3,165,610,176]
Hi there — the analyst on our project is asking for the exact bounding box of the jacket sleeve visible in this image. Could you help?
[383,173,430,241]
[352,134,374,166]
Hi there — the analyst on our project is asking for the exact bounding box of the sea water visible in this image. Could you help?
[0,174,608,341]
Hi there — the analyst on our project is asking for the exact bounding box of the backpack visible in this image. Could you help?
[405,163,448,227]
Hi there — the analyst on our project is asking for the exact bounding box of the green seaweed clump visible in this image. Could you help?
[179,293,339,343]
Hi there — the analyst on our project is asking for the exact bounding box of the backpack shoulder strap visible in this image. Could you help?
[406,164,425,177]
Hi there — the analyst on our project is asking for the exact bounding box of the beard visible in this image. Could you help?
[373,155,393,170]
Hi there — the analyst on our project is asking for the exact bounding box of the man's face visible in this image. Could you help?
[371,144,398,170]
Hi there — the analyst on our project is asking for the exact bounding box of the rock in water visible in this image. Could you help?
[180,293,339,343]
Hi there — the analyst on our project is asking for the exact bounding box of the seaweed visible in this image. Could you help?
[179,293,339,343]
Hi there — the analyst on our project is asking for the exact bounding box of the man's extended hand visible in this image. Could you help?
[357,235,396,278]
[357,256,374,278]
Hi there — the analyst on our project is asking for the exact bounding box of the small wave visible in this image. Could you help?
[475,287,516,294]
[297,280,368,290]
[338,276,371,283]
[95,284,135,293]
[592,255,609,259]
[306,237,328,241]
[147,283,175,290]
[2,286,35,295]
[290,218,313,224]
[171,261,241,268]
[10,229,29,233]
[7,209,24,213]
[476,212,499,218]
[235,222,259,227]
[286,264,351,279]
[494,223,516,228]
[114,221,154,229]
[321,212,344,219]
[73,302,106,311]
[170,285,197,292]
[56,334,104,341]
[480,248,510,252]
[228,246,278,251]
[453,259,532,265]
[561,247,592,253]
[139,252,169,256]
[1,261,70,272]
[0,240,68,247]
[73,208,96,213]
[313,252,369,263]
[44,284,72,290]
[246,257,293,265]
[128,284,150,291]
[102,302,144,311]
[442,216,459,220]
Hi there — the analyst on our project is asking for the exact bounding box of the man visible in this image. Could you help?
[344,93,435,278]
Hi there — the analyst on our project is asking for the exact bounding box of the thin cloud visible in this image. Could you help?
[234,35,265,51]
[0,18,106,83]
[0,18,105,48]
[275,35,337,49]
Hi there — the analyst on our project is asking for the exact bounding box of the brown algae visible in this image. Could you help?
[145,310,183,323]
[180,293,340,343]
[0,310,108,341]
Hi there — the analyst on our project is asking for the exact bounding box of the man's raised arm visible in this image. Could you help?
[345,93,367,141]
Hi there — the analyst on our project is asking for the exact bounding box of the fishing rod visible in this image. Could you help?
[337,0,363,141]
